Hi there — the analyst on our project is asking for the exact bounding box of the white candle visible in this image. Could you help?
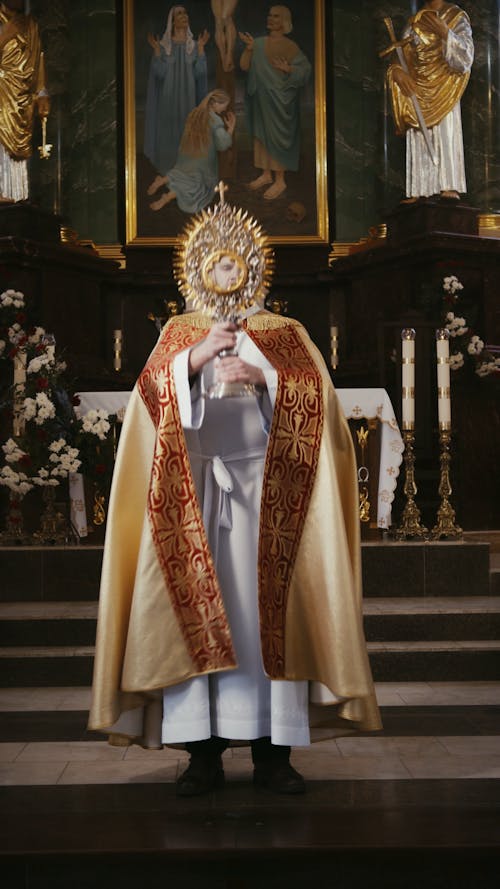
[436,329,451,427]
[401,328,415,428]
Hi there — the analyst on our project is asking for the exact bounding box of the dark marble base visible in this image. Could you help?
[0,202,61,244]
[0,547,103,602]
[0,541,492,602]
[361,542,490,598]
[386,198,479,245]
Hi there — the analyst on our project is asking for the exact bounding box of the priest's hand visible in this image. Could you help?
[188,322,238,375]
[215,355,266,388]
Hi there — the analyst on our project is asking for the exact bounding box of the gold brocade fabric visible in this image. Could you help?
[388,5,470,133]
[0,11,45,159]
[88,311,381,739]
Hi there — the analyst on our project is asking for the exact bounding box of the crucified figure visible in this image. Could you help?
[211,0,238,72]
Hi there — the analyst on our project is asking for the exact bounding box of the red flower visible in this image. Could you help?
[8,347,19,359]
[36,377,49,390]
[19,454,32,467]
[36,428,48,441]
[95,463,106,475]
[16,312,26,324]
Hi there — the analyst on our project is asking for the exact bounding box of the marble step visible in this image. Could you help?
[0,540,492,602]
[1,639,500,686]
[1,598,499,647]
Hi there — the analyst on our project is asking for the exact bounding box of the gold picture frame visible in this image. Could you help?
[123,0,328,246]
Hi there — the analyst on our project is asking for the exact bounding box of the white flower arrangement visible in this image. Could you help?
[441,277,499,379]
[0,290,116,505]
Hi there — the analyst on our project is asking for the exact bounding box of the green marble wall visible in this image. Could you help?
[31,0,119,244]
[29,1,499,247]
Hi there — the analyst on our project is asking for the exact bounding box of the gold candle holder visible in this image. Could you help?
[330,325,339,370]
[431,427,463,539]
[392,429,428,540]
[113,329,123,372]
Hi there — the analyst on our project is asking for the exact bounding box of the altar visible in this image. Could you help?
[71,388,404,537]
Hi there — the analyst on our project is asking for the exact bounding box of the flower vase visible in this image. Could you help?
[33,484,70,544]
[0,491,30,544]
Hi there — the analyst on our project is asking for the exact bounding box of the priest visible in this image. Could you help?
[88,198,381,797]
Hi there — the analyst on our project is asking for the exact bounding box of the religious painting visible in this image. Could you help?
[123,0,328,246]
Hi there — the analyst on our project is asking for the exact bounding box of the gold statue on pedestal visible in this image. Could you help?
[0,0,50,203]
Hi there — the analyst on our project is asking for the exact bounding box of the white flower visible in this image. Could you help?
[467,336,484,355]
[446,314,468,338]
[8,324,24,346]
[0,465,33,494]
[449,352,465,370]
[0,289,23,307]
[27,356,44,374]
[0,339,5,356]
[81,409,111,440]
[443,276,463,295]
[49,438,66,453]
[22,392,56,425]
[22,398,37,421]
[28,326,46,345]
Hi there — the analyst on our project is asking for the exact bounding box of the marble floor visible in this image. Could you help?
[1,682,499,786]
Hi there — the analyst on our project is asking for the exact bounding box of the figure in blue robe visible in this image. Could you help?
[239,6,311,201]
[149,89,234,214]
[144,6,209,183]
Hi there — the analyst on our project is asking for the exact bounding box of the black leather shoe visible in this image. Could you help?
[253,760,306,794]
[176,755,225,797]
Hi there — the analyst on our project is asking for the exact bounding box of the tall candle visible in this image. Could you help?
[436,328,451,427]
[401,328,415,429]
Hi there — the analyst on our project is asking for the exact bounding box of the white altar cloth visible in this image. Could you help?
[72,388,404,533]
[336,388,404,529]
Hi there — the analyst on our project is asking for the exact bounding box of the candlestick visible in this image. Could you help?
[330,325,339,370]
[392,429,428,540]
[401,328,415,429]
[113,329,123,373]
[431,428,463,539]
[436,329,451,428]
